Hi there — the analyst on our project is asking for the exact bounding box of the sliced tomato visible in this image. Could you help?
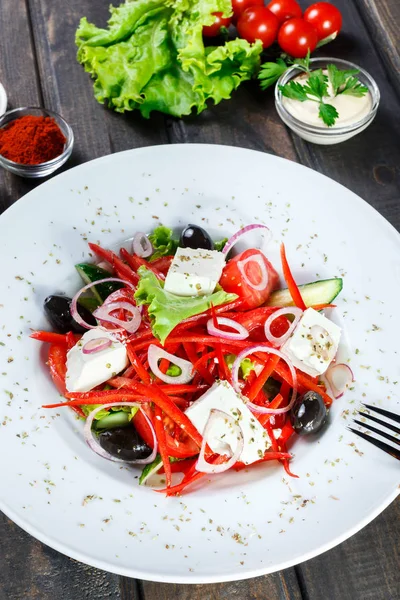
[133,407,199,459]
[219,249,280,310]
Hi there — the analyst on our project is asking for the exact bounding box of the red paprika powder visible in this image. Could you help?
[0,115,66,165]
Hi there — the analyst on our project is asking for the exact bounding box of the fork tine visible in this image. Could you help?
[347,427,400,460]
[357,411,400,435]
[353,419,400,446]
[362,403,400,424]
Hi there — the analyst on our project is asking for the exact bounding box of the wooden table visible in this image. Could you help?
[1,1,399,598]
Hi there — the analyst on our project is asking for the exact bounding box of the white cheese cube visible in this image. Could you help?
[66,328,128,392]
[281,307,341,377]
[164,247,225,296]
[185,381,271,465]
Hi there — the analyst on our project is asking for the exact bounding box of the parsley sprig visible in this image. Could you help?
[259,53,369,127]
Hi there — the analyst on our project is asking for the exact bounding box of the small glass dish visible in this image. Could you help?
[275,57,380,145]
[0,106,74,178]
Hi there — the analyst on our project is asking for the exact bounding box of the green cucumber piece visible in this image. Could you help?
[75,263,124,303]
[77,296,101,312]
[139,455,163,486]
[267,278,343,308]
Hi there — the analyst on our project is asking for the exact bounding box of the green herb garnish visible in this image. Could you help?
[278,65,368,127]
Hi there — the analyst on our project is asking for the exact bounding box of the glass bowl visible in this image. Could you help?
[275,57,380,145]
[0,107,74,178]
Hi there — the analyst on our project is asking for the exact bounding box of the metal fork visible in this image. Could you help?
[348,403,400,461]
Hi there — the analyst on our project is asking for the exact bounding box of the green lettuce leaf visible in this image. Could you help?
[76,0,262,118]
[134,267,237,343]
[148,226,179,260]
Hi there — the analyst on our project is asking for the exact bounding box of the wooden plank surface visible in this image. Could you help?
[0,0,41,212]
[1,0,400,598]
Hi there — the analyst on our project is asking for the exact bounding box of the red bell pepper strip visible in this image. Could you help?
[66,331,76,350]
[159,458,197,475]
[126,347,151,383]
[150,255,174,275]
[234,451,292,471]
[60,384,204,450]
[31,331,69,345]
[157,455,227,496]
[153,405,171,488]
[246,354,280,401]
[88,243,139,285]
[257,393,284,428]
[108,377,206,396]
[182,342,214,386]
[274,361,333,407]
[47,344,85,418]
[120,248,165,280]
[280,243,307,310]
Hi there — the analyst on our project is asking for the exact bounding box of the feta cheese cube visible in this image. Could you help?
[281,308,341,377]
[164,247,225,296]
[185,381,271,465]
[66,328,128,392]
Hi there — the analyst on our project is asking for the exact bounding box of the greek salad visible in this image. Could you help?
[32,223,353,495]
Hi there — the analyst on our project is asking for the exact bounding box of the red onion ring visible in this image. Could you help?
[70,278,135,330]
[264,307,303,347]
[237,254,269,291]
[148,345,194,384]
[83,402,157,465]
[195,409,244,474]
[93,301,141,334]
[206,317,249,340]
[232,345,297,415]
[133,232,153,258]
[325,363,354,399]
[82,337,112,354]
[222,224,271,256]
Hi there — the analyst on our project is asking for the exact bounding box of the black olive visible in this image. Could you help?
[290,390,327,435]
[44,295,96,334]
[98,426,152,461]
[180,224,213,250]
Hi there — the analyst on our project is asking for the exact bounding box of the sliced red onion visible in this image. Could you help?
[232,345,297,415]
[206,317,249,340]
[82,337,112,354]
[222,224,271,256]
[238,254,269,291]
[133,232,153,258]
[83,402,157,465]
[264,307,303,347]
[70,278,135,330]
[196,409,244,474]
[148,345,194,384]
[93,301,141,334]
[325,363,354,399]
[310,325,334,361]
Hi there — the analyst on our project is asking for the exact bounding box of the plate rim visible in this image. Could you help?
[1,144,399,583]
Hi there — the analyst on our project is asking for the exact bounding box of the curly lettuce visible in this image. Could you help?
[75,0,262,117]
[134,267,237,343]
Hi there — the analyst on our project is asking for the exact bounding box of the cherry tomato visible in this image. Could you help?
[237,7,280,49]
[203,12,231,37]
[220,249,280,310]
[267,0,302,24]
[231,0,264,23]
[277,17,318,57]
[304,2,342,41]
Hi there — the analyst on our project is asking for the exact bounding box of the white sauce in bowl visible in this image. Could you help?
[282,70,372,128]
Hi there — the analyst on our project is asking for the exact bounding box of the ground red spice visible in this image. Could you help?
[0,115,66,165]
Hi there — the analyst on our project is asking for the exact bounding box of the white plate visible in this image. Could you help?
[0,82,7,116]
[0,145,399,583]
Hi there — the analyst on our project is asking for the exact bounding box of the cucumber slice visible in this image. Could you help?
[267,278,343,308]
[139,455,163,486]
[77,296,100,312]
[75,263,124,303]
